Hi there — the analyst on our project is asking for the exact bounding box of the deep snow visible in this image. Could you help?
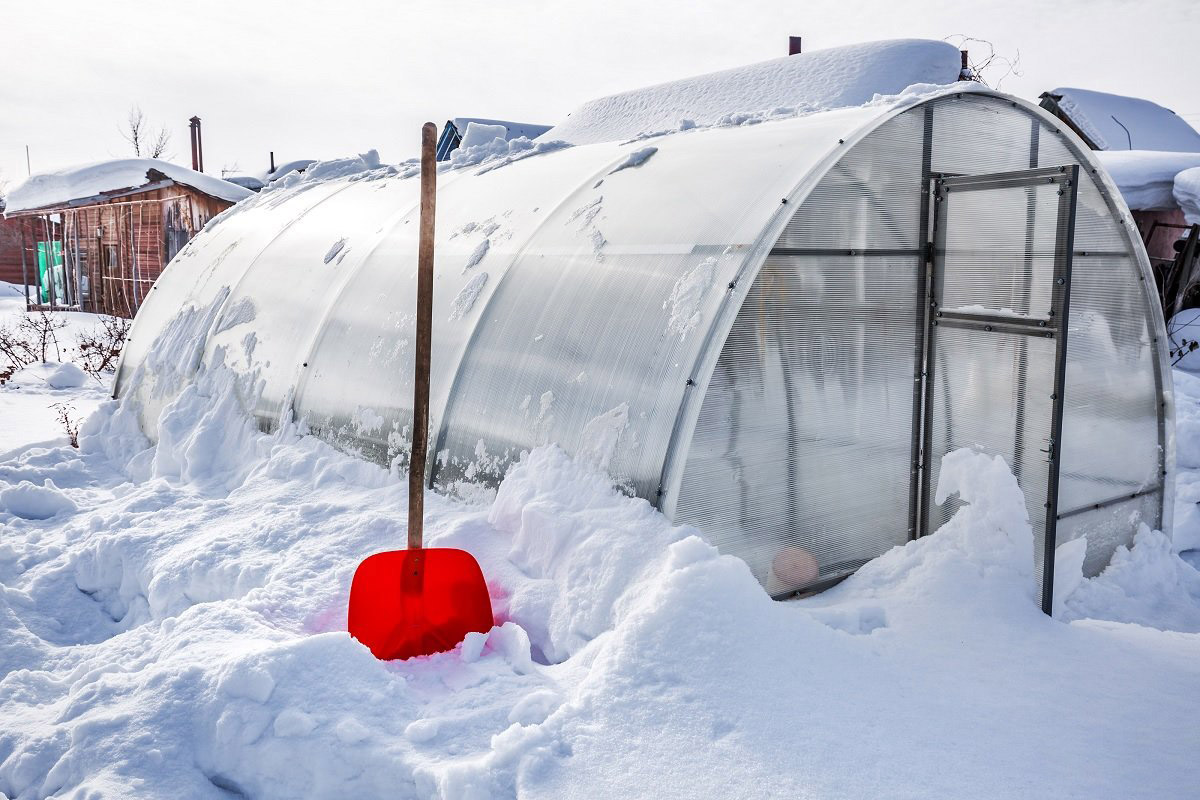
[0,290,1198,799]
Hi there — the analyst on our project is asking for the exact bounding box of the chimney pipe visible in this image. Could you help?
[789,36,802,56]
[270,151,275,173]
[196,118,204,173]
[189,117,201,171]
[961,50,969,72]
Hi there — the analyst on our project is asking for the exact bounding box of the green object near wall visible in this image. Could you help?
[35,241,64,304]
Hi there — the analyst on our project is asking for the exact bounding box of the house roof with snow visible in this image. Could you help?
[1039,87,1200,152]
[3,158,253,215]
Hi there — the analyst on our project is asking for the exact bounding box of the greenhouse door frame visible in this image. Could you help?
[913,163,1080,615]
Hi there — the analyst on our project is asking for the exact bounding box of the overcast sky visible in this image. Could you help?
[2,0,1197,187]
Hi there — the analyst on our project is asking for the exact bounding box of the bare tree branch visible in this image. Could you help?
[120,104,173,159]
[944,35,1023,91]
[121,105,146,157]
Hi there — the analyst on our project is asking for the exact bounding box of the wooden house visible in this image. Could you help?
[2,159,251,317]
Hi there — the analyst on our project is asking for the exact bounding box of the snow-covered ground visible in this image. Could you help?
[1,291,1198,799]
[0,284,112,455]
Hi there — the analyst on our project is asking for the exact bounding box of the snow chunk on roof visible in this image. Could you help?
[1043,87,1200,152]
[542,39,963,145]
[4,158,252,213]
[1095,150,1200,210]
[1174,167,1200,225]
[452,118,552,142]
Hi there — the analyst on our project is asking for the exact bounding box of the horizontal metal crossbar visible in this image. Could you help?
[938,165,1076,193]
[1056,485,1162,521]
[769,247,923,258]
[934,309,1057,337]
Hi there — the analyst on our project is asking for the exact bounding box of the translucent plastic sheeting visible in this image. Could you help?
[676,253,921,593]
[116,88,1171,600]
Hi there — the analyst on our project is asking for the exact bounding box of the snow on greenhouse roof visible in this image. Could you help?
[1094,150,1200,210]
[4,158,253,214]
[1041,87,1200,152]
[542,39,964,145]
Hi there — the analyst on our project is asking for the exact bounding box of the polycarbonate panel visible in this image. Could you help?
[775,109,924,251]
[1056,492,1160,577]
[676,253,920,593]
[937,183,1062,318]
[205,177,423,428]
[1036,121,1169,573]
[931,95,1037,175]
[925,326,1057,548]
[116,180,353,429]
[431,107,884,498]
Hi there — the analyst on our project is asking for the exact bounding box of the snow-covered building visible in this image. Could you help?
[436,118,553,162]
[116,40,1172,614]
[3,159,251,317]
[1039,88,1200,270]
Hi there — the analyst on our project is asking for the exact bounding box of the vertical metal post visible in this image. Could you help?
[409,122,437,551]
[1041,164,1079,615]
[917,174,946,540]
[1011,120,1041,486]
[909,105,934,539]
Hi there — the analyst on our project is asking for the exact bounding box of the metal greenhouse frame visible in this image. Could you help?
[116,87,1173,613]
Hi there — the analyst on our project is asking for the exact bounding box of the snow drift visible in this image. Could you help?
[542,39,964,145]
[1,332,1199,798]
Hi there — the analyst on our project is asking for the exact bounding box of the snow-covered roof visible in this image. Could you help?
[257,159,318,185]
[1174,167,1200,225]
[542,38,964,145]
[1040,87,1200,152]
[1094,150,1200,210]
[451,118,552,142]
[4,158,253,214]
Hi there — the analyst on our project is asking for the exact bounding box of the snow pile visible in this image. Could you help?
[1,300,1199,798]
[1094,150,1200,210]
[543,39,963,145]
[449,118,552,145]
[265,150,399,193]
[1174,166,1200,225]
[4,158,252,212]
[1045,87,1200,152]
[458,121,510,152]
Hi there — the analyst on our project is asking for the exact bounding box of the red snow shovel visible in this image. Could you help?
[348,123,493,661]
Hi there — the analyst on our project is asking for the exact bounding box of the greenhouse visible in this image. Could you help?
[116,86,1172,613]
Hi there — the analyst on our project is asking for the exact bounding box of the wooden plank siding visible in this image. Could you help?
[3,184,236,317]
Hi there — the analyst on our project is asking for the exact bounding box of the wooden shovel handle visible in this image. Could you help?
[409,122,437,550]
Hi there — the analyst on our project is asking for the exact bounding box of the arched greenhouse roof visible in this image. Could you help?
[117,84,1173,603]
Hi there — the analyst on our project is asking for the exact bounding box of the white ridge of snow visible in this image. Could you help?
[543,39,963,145]
[1174,166,1200,225]
[449,272,489,321]
[1094,150,1200,210]
[664,256,718,340]
[4,158,252,212]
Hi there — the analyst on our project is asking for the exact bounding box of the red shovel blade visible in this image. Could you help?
[348,548,493,661]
